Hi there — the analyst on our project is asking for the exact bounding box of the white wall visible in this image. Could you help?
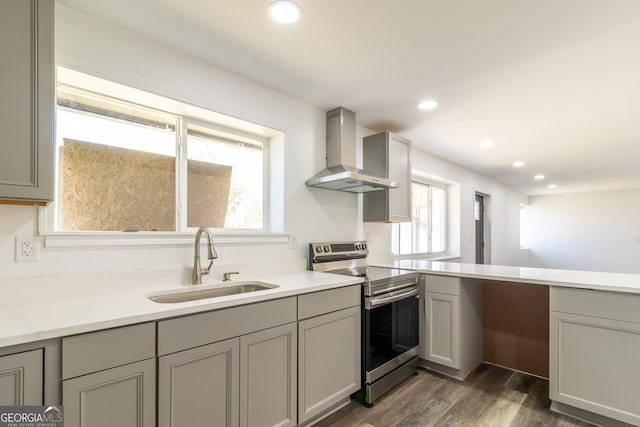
[0,4,526,281]
[522,188,640,273]
[0,5,360,280]
[365,148,528,267]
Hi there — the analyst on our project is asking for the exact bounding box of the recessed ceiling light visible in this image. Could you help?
[512,161,525,168]
[480,139,495,148]
[548,184,558,189]
[268,0,302,24]
[417,100,439,110]
[534,174,545,180]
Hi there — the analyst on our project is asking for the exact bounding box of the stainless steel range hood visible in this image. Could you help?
[306,107,397,193]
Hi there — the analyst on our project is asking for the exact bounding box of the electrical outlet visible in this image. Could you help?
[288,235,297,249]
[15,236,39,262]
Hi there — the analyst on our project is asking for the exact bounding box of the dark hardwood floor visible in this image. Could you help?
[314,364,594,427]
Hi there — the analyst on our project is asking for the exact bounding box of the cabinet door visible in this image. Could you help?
[62,358,155,427]
[550,311,640,425]
[0,349,43,405]
[240,323,296,427]
[0,0,54,202]
[159,338,239,427]
[388,133,411,222]
[298,306,361,424]
[363,132,412,223]
[424,292,460,369]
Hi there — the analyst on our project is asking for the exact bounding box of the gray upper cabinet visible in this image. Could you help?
[0,349,43,405]
[0,0,55,203]
[363,132,412,222]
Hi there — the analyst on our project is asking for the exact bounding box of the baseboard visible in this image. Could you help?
[418,358,482,381]
[483,361,548,380]
[550,401,637,427]
[301,397,351,427]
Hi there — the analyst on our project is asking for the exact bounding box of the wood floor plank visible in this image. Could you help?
[473,387,527,427]
[395,380,470,427]
[503,371,538,394]
[434,364,513,426]
[314,365,597,427]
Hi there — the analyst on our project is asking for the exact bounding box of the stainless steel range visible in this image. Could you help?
[308,241,420,405]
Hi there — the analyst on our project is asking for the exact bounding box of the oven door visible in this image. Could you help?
[364,286,419,383]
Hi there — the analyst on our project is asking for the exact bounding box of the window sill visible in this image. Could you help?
[393,253,461,262]
[43,231,289,248]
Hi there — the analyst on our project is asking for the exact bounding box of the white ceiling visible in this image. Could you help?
[57,0,640,195]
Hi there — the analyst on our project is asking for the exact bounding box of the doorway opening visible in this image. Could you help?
[475,192,490,264]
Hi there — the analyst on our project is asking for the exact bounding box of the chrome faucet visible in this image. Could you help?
[192,227,218,285]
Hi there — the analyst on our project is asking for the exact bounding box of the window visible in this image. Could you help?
[392,180,446,255]
[186,126,264,229]
[51,76,273,234]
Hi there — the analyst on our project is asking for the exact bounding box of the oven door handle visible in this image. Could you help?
[371,278,419,296]
[366,287,419,309]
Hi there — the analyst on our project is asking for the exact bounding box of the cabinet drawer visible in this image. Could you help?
[298,285,360,320]
[550,287,640,324]
[62,322,155,379]
[158,297,296,356]
[425,275,460,295]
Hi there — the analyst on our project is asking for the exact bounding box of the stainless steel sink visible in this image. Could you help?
[148,281,279,303]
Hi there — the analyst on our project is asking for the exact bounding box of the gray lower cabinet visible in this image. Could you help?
[424,290,460,368]
[240,323,297,427]
[0,0,55,203]
[422,275,482,380]
[550,287,640,426]
[62,358,156,427]
[156,297,297,427]
[61,323,156,427]
[0,349,43,405]
[159,338,240,427]
[1,289,361,427]
[297,305,361,424]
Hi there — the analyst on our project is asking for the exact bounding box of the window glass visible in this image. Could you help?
[56,105,176,231]
[431,186,446,252]
[187,130,263,229]
[392,180,446,255]
[412,182,430,253]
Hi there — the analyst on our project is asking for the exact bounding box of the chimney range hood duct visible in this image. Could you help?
[306,107,397,193]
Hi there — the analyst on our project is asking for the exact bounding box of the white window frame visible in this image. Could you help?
[392,178,447,257]
[39,68,287,248]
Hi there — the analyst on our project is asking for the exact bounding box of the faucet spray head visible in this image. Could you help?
[204,228,218,260]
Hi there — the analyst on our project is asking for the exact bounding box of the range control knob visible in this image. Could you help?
[355,244,362,250]
[315,246,323,253]
[323,245,331,252]
[362,243,367,250]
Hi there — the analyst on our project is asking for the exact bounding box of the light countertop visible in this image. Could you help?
[6,260,640,350]
[375,259,640,294]
[0,268,363,348]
